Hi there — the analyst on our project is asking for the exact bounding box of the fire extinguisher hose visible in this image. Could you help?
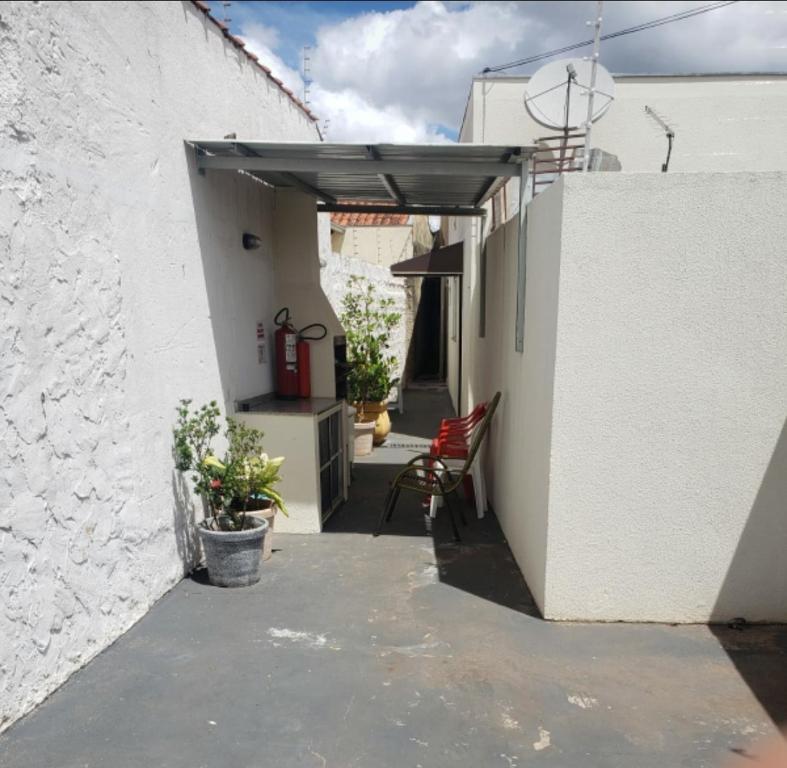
[298,323,328,341]
[274,307,291,327]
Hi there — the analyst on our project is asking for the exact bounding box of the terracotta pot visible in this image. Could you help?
[357,401,390,445]
[353,420,375,457]
[245,501,277,561]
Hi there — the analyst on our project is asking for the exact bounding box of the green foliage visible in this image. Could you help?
[340,276,401,410]
[173,400,287,530]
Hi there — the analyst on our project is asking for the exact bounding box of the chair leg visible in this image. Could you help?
[374,485,398,536]
[385,487,401,522]
[442,493,462,543]
[429,493,439,519]
[454,490,467,526]
[472,461,486,519]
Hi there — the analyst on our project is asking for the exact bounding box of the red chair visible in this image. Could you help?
[427,401,489,518]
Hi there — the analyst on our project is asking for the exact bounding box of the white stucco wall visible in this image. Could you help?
[460,172,787,622]
[0,0,319,731]
[468,74,787,173]
[320,248,408,395]
[544,172,787,622]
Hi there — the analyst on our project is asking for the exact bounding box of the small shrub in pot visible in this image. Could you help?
[173,400,287,586]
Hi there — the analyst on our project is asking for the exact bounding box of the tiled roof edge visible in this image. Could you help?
[189,0,318,123]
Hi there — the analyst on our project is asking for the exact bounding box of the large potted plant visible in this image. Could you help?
[173,400,282,586]
[229,448,287,562]
[341,276,401,447]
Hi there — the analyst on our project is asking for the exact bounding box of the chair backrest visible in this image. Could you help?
[452,392,501,484]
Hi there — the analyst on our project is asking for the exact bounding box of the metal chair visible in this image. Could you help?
[374,392,501,541]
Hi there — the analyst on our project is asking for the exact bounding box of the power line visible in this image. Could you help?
[482,1,739,74]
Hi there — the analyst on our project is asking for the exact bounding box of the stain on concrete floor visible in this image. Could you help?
[2,390,785,768]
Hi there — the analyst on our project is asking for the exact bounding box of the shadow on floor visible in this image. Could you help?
[708,418,787,728]
[326,388,541,618]
[709,625,787,728]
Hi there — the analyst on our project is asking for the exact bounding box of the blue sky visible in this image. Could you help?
[207,1,787,142]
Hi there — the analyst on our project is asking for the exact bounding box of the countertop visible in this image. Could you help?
[235,393,343,417]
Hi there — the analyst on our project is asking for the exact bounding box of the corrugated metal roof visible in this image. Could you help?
[189,140,535,215]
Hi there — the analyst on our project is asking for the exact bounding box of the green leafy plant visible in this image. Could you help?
[173,400,287,530]
[340,276,401,416]
[233,453,288,516]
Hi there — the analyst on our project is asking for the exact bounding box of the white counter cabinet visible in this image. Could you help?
[236,395,347,533]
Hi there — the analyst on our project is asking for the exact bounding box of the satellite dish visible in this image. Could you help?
[525,58,615,130]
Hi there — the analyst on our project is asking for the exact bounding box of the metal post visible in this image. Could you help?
[515,154,529,353]
[582,1,604,172]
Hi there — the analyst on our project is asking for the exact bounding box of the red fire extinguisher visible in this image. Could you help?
[274,308,299,399]
[296,323,328,398]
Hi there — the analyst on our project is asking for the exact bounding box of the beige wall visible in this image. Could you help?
[464,172,787,622]
[274,190,343,399]
[468,74,787,173]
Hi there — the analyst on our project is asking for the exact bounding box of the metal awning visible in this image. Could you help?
[390,242,463,276]
[189,140,536,216]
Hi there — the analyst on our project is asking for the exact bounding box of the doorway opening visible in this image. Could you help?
[409,276,447,384]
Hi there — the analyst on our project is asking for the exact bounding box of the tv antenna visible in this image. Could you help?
[645,105,675,172]
[581,0,604,170]
[302,45,312,106]
[220,0,231,25]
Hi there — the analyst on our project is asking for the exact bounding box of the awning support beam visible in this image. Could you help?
[279,173,337,204]
[367,145,407,205]
[232,142,337,204]
[474,149,514,206]
[317,203,485,217]
[197,155,522,178]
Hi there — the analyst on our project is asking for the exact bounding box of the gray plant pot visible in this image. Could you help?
[197,516,269,588]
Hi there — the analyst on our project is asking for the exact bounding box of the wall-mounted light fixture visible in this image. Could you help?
[242,232,263,250]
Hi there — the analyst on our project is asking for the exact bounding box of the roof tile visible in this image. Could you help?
[330,203,410,228]
[188,1,317,123]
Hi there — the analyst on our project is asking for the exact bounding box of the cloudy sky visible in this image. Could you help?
[208,1,787,141]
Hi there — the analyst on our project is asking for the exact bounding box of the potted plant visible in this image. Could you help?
[230,449,287,562]
[341,276,401,447]
[173,400,282,587]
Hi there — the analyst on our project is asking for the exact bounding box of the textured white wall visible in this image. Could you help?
[470,74,787,173]
[545,172,787,622]
[0,0,319,731]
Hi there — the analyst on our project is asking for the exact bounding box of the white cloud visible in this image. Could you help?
[240,0,787,142]
[239,16,453,142]
[240,22,304,97]
[310,85,450,143]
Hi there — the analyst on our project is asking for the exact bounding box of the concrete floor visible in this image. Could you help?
[2,389,786,768]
